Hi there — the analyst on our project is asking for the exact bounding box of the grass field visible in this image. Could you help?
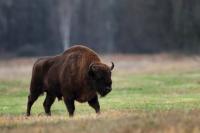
[1,54,200,133]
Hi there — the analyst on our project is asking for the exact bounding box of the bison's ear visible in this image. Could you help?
[110,62,114,71]
[88,63,96,77]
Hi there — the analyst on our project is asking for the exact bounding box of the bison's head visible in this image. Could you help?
[88,62,114,97]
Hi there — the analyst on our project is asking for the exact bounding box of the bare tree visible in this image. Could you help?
[58,0,74,50]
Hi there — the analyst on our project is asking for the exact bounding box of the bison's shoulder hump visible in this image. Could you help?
[63,45,98,56]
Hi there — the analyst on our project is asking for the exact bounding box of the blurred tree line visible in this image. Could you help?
[0,0,200,56]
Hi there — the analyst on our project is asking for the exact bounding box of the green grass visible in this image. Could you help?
[1,70,200,116]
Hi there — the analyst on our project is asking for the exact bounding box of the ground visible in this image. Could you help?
[1,54,200,133]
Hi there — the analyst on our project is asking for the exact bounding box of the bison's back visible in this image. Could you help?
[63,45,98,57]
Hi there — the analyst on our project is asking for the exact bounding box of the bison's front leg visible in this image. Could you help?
[64,98,75,117]
[88,95,100,114]
[43,93,55,116]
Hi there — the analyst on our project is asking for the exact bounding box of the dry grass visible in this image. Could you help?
[1,110,200,133]
[0,58,34,80]
[103,54,200,74]
[1,54,200,80]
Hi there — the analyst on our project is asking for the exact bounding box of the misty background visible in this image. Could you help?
[0,0,200,56]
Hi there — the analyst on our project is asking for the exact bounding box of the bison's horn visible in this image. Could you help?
[89,63,95,72]
[110,62,114,70]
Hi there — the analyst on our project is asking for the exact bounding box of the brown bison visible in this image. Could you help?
[26,45,114,117]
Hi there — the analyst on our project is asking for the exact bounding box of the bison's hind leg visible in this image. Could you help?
[43,92,56,116]
[26,92,40,116]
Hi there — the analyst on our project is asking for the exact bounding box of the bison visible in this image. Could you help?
[26,45,114,117]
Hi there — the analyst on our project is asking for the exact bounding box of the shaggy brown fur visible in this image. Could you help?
[26,45,114,117]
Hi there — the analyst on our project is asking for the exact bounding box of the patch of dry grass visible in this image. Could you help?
[103,54,200,74]
[1,54,200,81]
[0,58,34,80]
[1,110,200,133]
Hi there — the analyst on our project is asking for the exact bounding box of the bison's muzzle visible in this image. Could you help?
[98,86,112,97]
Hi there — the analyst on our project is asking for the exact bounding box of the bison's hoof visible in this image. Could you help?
[69,114,74,118]
[46,113,51,116]
[96,112,101,116]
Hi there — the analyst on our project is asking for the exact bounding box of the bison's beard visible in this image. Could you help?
[97,88,111,97]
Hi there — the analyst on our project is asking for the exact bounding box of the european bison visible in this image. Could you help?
[26,45,114,117]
